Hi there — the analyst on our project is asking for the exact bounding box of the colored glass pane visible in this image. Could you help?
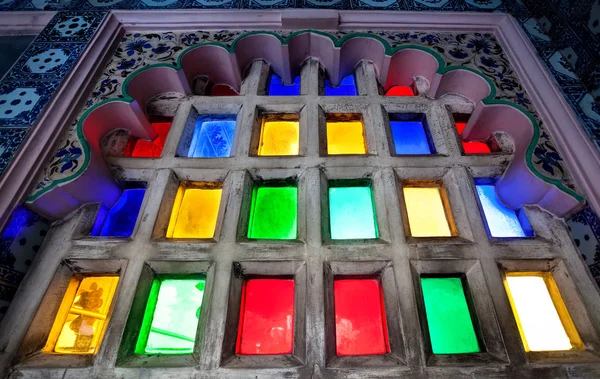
[248,185,297,240]
[268,74,300,96]
[334,279,389,356]
[188,114,236,158]
[130,122,171,158]
[329,186,378,239]
[505,274,581,352]
[44,276,119,354]
[476,183,533,238]
[385,85,414,96]
[390,121,432,155]
[211,84,239,96]
[403,186,452,237]
[456,122,491,154]
[258,119,300,156]
[90,188,145,237]
[136,277,206,355]
[326,120,367,155]
[324,75,357,96]
[237,279,295,355]
[420,277,480,354]
[166,184,222,239]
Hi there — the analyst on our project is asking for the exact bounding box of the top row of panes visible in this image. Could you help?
[207,73,415,97]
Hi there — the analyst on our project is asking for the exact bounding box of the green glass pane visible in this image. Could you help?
[135,278,206,355]
[420,277,480,354]
[248,186,298,240]
[329,186,378,239]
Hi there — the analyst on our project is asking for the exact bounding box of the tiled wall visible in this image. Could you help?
[0,0,599,323]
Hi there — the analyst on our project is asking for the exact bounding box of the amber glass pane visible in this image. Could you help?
[326,118,367,155]
[166,184,222,239]
[44,276,119,354]
[258,119,299,156]
[403,186,453,237]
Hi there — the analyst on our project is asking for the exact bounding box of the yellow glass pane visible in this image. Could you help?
[45,276,119,354]
[504,274,581,352]
[166,185,222,239]
[258,120,299,156]
[403,187,452,237]
[326,121,367,155]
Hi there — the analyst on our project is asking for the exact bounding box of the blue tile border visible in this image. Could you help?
[7,42,87,81]
[0,128,29,175]
[0,80,60,127]
[35,11,107,42]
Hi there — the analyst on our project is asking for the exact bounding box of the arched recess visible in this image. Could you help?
[26,30,584,221]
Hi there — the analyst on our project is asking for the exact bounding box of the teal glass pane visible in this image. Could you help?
[329,186,378,239]
[136,278,206,355]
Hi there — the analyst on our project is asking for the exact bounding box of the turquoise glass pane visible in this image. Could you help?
[268,74,300,96]
[325,75,357,96]
[476,183,533,238]
[188,114,236,158]
[329,186,378,239]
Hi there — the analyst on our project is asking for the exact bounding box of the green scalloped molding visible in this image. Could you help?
[27,30,583,203]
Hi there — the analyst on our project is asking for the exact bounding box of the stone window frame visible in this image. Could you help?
[1,10,600,378]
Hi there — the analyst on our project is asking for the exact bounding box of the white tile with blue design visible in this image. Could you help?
[7,42,87,81]
[0,81,60,127]
[0,128,29,174]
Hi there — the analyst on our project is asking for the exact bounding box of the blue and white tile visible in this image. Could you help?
[0,0,17,10]
[74,0,133,10]
[241,0,295,9]
[403,0,462,11]
[0,81,60,127]
[463,0,503,11]
[300,0,351,10]
[0,128,29,175]
[130,0,185,9]
[8,42,86,81]
[350,0,401,10]
[14,0,77,10]
[35,11,107,43]
[183,0,239,8]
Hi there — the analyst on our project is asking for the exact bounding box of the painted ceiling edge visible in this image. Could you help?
[24,30,583,220]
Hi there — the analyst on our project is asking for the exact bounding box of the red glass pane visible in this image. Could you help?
[334,279,389,356]
[131,122,171,158]
[122,137,136,157]
[456,122,491,154]
[385,85,414,96]
[211,84,239,96]
[237,278,294,355]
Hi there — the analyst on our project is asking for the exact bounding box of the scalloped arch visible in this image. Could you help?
[26,30,583,219]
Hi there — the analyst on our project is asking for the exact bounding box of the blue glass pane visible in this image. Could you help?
[268,74,300,96]
[390,121,432,155]
[325,75,357,96]
[188,114,236,158]
[97,188,146,237]
[476,184,533,238]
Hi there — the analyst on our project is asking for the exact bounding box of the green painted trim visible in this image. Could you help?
[28,30,582,204]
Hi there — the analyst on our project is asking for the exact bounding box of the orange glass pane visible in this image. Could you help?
[385,85,414,96]
[44,276,119,354]
[130,122,171,158]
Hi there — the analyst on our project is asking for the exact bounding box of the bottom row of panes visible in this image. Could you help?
[42,270,582,361]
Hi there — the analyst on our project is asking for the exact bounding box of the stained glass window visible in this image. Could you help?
[334,279,389,356]
[167,182,222,239]
[454,115,492,154]
[403,183,454,237]
[257,114,300,156]
[475,181,534,238]
[420,277,480,354]
[123,122,171,158]
[236,279,295,355]
[90,188,145,237]
[247,183,297,240]
[135,276,206,355]
[389,113,435,155]
[385,85,414,96]
[43,276,119,355]
[267,74,300,96]
[188,114,236,158]
[504,273,583,352]
[326,114,367,155]
[325,75,357,96]
[328,182,378,240]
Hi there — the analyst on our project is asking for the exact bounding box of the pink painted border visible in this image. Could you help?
[1,10,598,228]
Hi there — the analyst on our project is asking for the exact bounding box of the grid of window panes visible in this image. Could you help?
[16,59,599,375]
